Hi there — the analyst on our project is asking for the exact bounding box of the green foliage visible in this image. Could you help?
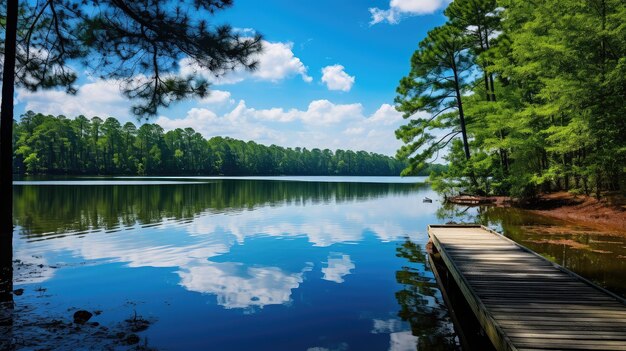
[12,112,414,176]
[395,24,474,177]
[1,0,263,117]
[396,0,626,199]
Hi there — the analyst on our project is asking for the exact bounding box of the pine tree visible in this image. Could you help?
[395,24,473,176]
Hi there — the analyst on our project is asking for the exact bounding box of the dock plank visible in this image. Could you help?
[428,224,626,351]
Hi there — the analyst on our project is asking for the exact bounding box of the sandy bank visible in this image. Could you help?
[523,192,626,234]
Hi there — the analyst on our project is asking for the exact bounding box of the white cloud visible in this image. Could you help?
[369,0,450,25]
[389,331,419,351]
[369,222,407,242]
[158,108,217,127]
[391,0,445,13]
[16,78,227,121]
[254,41,313,83]
[372,317,423,350]
[345,103,405,153]
[16,79,130,120]
[158,98,362,133]
[372,319,405,334]
[199,90,233,105]
[322,254,355,283]
[156,100,407,155]
[224,100,330,124]
[180,40,312,85]
[257,222,363,248]
[343,127,364,135]
[232,27,257,36]
[368,103,404,125]
[321,65,355,92]
[178,261,312,309]
[156,103,283,145]
[300,99,361,125]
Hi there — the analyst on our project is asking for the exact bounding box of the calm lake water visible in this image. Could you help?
[4,176,626,350]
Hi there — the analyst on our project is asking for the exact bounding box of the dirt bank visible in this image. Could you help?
[522,192,626,234]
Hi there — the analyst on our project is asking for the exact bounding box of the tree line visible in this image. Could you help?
[12,112,441,176]
[395,0,625,198]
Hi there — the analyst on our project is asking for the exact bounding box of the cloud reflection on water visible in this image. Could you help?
[178,261,313,309]
[13,181,436,311]
[322,254,355,283]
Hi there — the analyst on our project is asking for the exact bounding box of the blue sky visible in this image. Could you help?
[16,0,450,155]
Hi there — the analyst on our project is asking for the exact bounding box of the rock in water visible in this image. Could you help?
[125,334,140,345]
[73,310,93,324]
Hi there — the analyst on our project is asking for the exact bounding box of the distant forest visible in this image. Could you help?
[13,112,444,176]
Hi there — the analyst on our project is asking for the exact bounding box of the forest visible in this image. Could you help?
[11,112,442,176]
[395,0,625,198]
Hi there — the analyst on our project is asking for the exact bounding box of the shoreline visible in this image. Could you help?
[448,192,626,234]
[523,192,626,234]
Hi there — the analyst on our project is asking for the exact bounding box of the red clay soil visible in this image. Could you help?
[525,192,626,233]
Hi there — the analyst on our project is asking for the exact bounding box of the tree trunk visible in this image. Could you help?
[451,58,481,191]
[483,73,492,101]
[482,25,497,102]
[0,0,18,310]
[455,95,471,161]
[452,64,471,161]
[488,73,497,101]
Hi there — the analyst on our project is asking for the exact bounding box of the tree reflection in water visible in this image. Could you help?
[395,240,459,351]
[13,180,424,239]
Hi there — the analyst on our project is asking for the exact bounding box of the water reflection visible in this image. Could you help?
[394,240,459,350]
[10,179,439,350]
[12,180,432,307]
[322,254,354,283]
[14,180,425,239]
[178,261,313,309]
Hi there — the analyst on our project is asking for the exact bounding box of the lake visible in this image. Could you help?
[3,177,626,350]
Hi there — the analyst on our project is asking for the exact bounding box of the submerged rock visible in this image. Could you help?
[13,288,24,296]
[125,333,140,345]
[129,319,150,332]
[73,310,93,324]
[126,314,151,332]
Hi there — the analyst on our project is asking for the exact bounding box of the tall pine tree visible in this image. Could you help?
[395,25,473,177]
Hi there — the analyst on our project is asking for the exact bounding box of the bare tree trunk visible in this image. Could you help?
[483,73,491,101]
[452,64,471,161]
[1,0,18,317]
[488,73,496,102]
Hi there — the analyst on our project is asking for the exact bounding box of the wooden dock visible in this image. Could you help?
[428,224,626,351]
